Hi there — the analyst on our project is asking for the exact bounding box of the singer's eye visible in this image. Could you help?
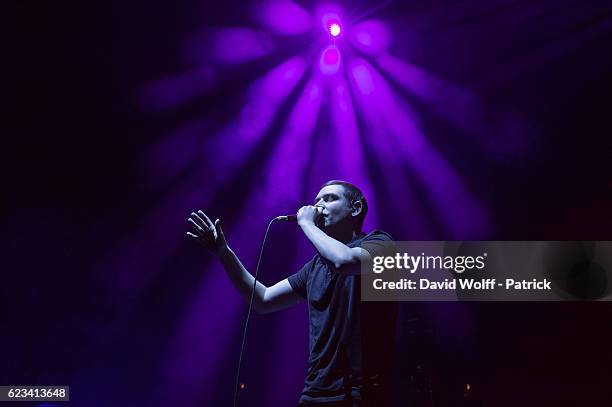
[314,193,339,205]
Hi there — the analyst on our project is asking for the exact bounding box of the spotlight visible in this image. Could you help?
[329,23,341,37]
[323,47,339,64]
[320,45,341,75]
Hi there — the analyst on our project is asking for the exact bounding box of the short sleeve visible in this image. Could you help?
[359,230,394,259]
[287,258,314,299]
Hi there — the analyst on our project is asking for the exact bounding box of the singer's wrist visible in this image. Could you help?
[298,219,315,228]
[216,244,231,258]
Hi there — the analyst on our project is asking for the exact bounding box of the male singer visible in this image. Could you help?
[187,180,396,406]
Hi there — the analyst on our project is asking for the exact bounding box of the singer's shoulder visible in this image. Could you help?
[349,230,393,247]
[356,230,395,259]
[363,229,393,242]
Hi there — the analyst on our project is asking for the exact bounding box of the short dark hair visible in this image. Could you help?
[321,180,368,229]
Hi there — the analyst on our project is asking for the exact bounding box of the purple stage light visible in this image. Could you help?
[317,4,343,34]
[323,47,339,64]
[255,1,311,35]
[329,22,341,37]
[185,28,274,65]
[319,45,341,75]
[351,63,375,95]
[349,20,390,55]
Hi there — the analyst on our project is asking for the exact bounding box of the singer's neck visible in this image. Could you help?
[327,227,359,244]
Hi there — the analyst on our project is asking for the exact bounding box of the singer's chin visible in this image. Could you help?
[316,217,327,229]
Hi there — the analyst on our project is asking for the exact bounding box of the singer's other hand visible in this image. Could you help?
[186,210,228,256]
[296,205,323,227]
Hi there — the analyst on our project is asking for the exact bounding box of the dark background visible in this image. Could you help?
[4,0,612,405]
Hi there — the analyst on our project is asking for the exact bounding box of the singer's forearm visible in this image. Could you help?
[218,246,268,311]
[299,222,360,269]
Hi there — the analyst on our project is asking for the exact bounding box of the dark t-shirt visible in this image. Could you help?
[288,230,397,405]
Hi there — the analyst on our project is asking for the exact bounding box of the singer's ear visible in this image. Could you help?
[351,200,363,217]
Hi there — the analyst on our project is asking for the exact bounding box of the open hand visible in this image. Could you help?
[186,210,227,256]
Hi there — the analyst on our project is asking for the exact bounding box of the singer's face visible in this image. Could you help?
[314,185,354,228]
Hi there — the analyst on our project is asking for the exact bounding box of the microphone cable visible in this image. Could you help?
[233,217,278,407]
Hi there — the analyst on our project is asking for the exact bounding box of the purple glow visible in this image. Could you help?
[115,1,514,403]
[185,28,274,65]
[172,79,323,405]
[98,57,307,303]
[212,56,307,178]
[160,73,320,400]
[376,54,483,131]
[348,59,490,237]
[255,1,311,35]
[351,64,374,94]
[260,309,309,406]
[139,67,215,111]
[329,78,380,229]
[162,266,244,405]
[319,45,341,75]
[329,22,341,37]
[323,47,339,64]
[377,54,532,155]
[260,56,307,99]
[376,54,444,100]
[94,173,212,298]
[254,78,323,214]
[141,119,209,188]
[159,74,322,400]
[349,20,390,55]
[316,4,343,34]
[347,61,435,237]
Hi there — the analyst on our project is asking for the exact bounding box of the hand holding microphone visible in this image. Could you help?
[276,206,323,225]
[297,205,324,226]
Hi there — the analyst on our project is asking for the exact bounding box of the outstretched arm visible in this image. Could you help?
[187,210,303,314]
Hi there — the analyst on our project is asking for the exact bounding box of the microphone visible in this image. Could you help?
[274,214,297,222]
[274,207,323,222]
